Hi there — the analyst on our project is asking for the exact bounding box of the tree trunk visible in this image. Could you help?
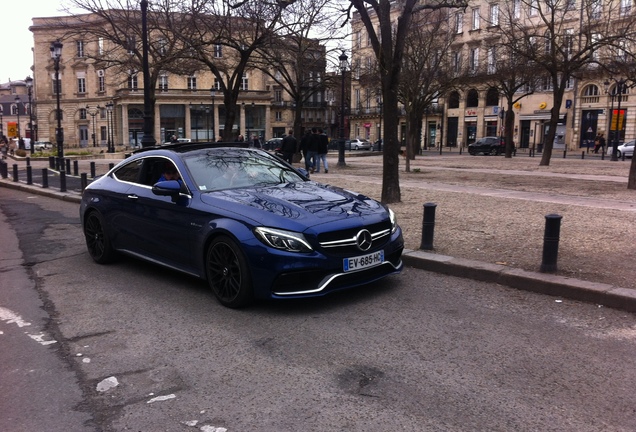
[381,85,401,203]
[628,152,636,189]
[504,105,515,158]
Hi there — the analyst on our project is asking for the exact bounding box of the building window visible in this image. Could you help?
[100,107,106,120]
[529,0,539,16]
[76,40,85,57]
[466,89,479,107]
[566,0,576,11]
[128,74,138,90]
[77,77,86,94]
[621,0,632,15]
[355,31,362,48]
[98,75,105,92]
[469,48,479,73]
[52,76,62,95]
[448,91,460,109]
[471,8,480,30]
[452,51,461,74]
[583,84,599,96]
[591,0,602,19]
[79,108,87,120]
[11,104,18,115]
[240,72,248,91]
[101,126,107,141]
[127,35,136,55]
[98,37,104,55]
[489,4,499,26]
[275,111,282,121]
[187,75,197,90]
[487,47,496,74]
[159,74,169,91]
[214,43,222,58]
[455,12,463,33]
[513,0,521,18]
[274,90,282,102]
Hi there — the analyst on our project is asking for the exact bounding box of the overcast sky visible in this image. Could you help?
[0,1,71,83]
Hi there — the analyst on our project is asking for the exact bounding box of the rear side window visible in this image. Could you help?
[113,159,143,183]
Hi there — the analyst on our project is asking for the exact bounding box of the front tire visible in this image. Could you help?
[206,236,253,308]
[489,147,499,156]
[84,211,116,264]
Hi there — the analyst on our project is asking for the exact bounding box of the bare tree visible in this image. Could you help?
[496,0,636,166]
[182,0,289,141]
[398,9,458,171]
[60,0,201,142]
[343,0,469,204]
[251,0,344,139]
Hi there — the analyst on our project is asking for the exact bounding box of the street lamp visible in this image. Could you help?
[25,76,34,154]
[86,105,100,147]
[15,96,22,149]
[205,104,210,142]
[376,93,383,152]
[50,40,65,191]
[106,101,114,153]
[604,78,629,161]
[338,51,348,167]
[0,106,3,138]
[211,88,216,141]
[140,0,156,147]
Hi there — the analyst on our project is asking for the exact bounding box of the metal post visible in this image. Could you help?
[25,76,34,155]
[338,51,348,167]
[50,40,65,181]
[211,88,216,141]
[73,160,79,176]
[140,0,156,147]
[90,161,96,178]
[81,173,88,192]
[26,165,32,184]
[419,203,437,250]
[15,96,22,149]
[540,214,563,273]
[12,164,18,181]
[612,80,624,161]
[41,168,48,188]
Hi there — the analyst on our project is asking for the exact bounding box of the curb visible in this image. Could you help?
[402,249,636,313]
[3,177,636,313]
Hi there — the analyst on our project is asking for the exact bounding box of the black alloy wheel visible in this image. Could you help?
[206,236,253,308]
[489,147,499,156]
[84,211,116,264]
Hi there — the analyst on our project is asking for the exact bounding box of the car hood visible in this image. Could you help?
[199,181,387,230]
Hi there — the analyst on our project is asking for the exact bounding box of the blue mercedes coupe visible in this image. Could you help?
[80,143,404,307]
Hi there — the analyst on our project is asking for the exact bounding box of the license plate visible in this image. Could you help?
[343,250,384,272]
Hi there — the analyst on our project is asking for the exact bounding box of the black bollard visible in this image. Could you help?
[90,161,96,178]
[601,151,605,160]
[49,156,55,169]
[109,162,115,170]
[26,166,33,185]
[81,173,88,192]
[540,214,563,273]
[42,168,49,188]
[563,150,567,158]
[0,161,7,179]
[60,171,67,193]
[12,164,19,182]
[26,157,31,167]
[419,203,437,250]
[582,151,585,159]
[73,160,79,176]
[65,158,71,173]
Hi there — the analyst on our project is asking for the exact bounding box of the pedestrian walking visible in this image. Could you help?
[280,130,298,164]
[593,132,606,154]
[315,128,329,173]
[306,128,320,174]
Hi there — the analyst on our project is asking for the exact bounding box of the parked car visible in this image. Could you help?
[80,143,404,308]
[162,138,192,145]
[468,136,505,155]
[264,137,283,151]
[345,139,372,150]
[34,141,53,151]
[606,140,634,158]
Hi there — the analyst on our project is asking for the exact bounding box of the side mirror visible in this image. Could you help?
[152,180,186,202]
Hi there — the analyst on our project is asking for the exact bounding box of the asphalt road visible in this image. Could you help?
[1,188,636,431]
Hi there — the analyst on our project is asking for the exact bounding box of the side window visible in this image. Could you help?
[142,157,178,186]
[113,159,143,183]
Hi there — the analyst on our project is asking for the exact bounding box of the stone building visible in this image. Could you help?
[349,1,636,153]
[28,12,329,150]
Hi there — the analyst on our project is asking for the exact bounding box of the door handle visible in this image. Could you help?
[127,194,139,200]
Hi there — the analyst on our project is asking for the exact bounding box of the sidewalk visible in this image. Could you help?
[2,152,635,313]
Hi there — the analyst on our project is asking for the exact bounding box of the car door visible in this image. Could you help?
[116,157,198,272]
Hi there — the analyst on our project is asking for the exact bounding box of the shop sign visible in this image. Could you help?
[465,109,477,116]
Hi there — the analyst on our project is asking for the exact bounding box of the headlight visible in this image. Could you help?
[389,208,398,233]
[254,227,313,253]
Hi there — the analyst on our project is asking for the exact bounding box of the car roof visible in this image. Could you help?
[132,142,250,155]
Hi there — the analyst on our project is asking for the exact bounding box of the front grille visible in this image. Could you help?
[316,221,392,256]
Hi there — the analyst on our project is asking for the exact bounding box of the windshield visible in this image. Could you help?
[183,149,305,191]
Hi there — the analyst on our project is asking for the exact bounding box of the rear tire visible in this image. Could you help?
[489,148,499,156]
[84,211,116,264]
[206,235,253,308]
